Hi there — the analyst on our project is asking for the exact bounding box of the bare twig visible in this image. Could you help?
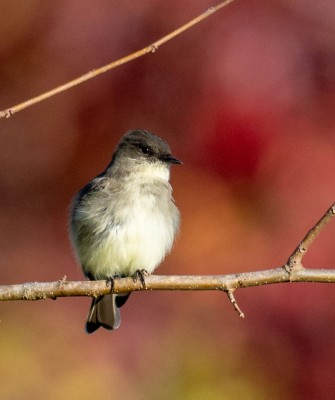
[286,203,335,272]
[226,289,245,318]
[0,0,235,120]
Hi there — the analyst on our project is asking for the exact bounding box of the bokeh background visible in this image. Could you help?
[1,0,335,398]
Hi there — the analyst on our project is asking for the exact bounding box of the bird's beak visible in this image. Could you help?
[166,156,182,165]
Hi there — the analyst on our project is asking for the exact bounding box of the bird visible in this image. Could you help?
[69,129,181,333]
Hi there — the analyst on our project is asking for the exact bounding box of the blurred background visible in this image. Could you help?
[1,0,335,398]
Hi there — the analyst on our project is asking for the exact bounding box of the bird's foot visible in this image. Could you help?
[133,269,150,289]
[105,277,115,293]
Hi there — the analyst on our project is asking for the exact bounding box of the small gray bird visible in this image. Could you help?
[69,129,181,333]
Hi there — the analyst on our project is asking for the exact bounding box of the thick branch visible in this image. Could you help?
[1,268,335,301]
[0,0,235,119]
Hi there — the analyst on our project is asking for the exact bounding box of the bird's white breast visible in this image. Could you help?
[73,163,179,279]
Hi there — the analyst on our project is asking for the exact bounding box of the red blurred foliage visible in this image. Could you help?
[199,109,271,180]
[1,1,335,399]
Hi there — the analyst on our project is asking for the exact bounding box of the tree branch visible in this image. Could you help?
[0,0,235,120]
[1,268,335,301]
[1,203,334,318]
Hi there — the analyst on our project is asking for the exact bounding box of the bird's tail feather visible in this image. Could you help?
[85,292,132,333]
[86,294,120,333]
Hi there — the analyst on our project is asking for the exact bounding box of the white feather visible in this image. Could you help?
[70,161,179,279]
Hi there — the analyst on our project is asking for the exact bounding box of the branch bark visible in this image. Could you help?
[1,203,335,318]
[1,267,335,302]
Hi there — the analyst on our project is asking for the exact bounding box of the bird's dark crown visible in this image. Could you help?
[110,129,181,166]
[119,129,171,158]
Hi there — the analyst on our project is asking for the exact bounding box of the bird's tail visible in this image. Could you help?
[85,292,131,333]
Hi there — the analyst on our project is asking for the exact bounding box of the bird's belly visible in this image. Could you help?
[83,208,175,279]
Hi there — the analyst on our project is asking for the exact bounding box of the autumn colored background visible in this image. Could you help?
[1,0,335,399]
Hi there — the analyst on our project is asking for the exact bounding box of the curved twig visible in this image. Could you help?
[0,0,235,119]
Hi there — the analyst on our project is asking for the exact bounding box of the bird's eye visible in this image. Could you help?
[141,146,151,155]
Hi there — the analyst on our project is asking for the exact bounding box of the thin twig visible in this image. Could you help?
[286,203,335,271]
[226,289,245,318]
[0,0,235,120]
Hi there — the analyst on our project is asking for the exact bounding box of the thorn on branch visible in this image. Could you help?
[151,44,158,53]
[57,275,67,284]
[226,289,245,318]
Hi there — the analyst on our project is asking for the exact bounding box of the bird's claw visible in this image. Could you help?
[133,269,150,289]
